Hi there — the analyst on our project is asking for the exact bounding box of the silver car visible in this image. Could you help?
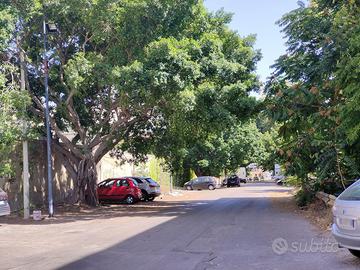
[332,180,360,257]
[0,188,10,216]
[127,177,161,201]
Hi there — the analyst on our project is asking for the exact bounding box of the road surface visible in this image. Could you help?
[1,183,360,270]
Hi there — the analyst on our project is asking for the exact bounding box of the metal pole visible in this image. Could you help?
[43,19,54,217]
[20,49,30,219]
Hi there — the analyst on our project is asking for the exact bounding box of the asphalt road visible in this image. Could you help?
[1,183,360,270]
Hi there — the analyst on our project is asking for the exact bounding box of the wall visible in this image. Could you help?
[0,140,74,212]
[97,154,134,181]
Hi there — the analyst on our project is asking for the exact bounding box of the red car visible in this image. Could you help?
[97,178,142,204]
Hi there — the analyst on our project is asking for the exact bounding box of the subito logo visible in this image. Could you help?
[272,238,289,255]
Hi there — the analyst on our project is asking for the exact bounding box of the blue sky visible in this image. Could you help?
[204,0,299,82]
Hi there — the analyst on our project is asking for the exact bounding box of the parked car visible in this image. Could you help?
[223,175,241,187]
[239,178,247,184]
[184,176,218,190]
[97,178,142,204]
[127,177,161,201]
[0,188,10,216]
[332,179,360,258]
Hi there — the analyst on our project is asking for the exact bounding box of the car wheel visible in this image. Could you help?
[141,190,148,201]
[208,184,215,190]
[186,186,192,191]
[349,249,360,258]
[125,195,135,204]
[147,196,155,201]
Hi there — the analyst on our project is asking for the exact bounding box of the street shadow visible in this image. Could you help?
[53,196,360,270]
[57,197,265,270]
[0,199,211,225]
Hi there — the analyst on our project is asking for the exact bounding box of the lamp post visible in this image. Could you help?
[43,19,58,217]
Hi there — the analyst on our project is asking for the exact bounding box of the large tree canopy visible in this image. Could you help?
[1,0,264,205]
[114,12,263,180]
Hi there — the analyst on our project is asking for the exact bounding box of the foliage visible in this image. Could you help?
[1,0,269,204]
[265,0,360,195]
[113,5,267,183]
[0,4,31,176]
[295,188,314,207]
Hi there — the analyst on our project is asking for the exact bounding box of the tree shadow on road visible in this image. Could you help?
[0,200,211,225]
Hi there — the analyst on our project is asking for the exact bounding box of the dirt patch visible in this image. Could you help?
[297,199,333,231]
[272,191,333,231]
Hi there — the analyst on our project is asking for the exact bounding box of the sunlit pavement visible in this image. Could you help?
[1,183,360,270]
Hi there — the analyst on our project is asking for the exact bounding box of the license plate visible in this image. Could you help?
[338,218,355,230]
[0,201,5,206]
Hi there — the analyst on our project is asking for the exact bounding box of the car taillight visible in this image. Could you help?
[149,185,157,188]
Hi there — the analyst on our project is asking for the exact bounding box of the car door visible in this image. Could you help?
[101,180,117,200]
[97,180,113,200]
[112,179,131,200]
[192,178,200,189]
[201,177,210,189]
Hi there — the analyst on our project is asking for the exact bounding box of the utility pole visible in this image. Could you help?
[43,19,54,217]
[20,49,30,219]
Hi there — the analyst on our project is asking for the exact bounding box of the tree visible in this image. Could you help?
[265,0,360,194]
[111,7,263,183]
[2,0,265,205]
[0,4,31,177]
[183,121,276,177]
[150,32,262,180]
[3,0,218,205]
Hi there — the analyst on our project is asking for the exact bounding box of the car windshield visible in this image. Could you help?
[338,181,360,201]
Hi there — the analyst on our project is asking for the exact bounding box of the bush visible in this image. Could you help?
[295,189,314,207]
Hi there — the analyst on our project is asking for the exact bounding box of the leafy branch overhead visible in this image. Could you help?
[265,0,360,194]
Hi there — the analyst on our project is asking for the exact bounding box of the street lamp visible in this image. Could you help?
[43,19,58,217]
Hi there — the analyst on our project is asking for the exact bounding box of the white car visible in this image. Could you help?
[127,177,161,201]
[0,188,10,216]
[332,180,360,258]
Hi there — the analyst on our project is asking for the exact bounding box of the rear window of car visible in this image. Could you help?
[339,181,360,201]
[0,188,4,192]
[98,180,110,188]
[145,178,158,185]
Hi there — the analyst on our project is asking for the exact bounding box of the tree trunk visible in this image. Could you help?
[75,157,98,206]
[194,169,204,177]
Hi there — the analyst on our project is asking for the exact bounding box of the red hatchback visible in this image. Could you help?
[97,178,142,204]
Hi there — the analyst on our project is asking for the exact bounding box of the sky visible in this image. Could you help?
[204,0,300,82]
